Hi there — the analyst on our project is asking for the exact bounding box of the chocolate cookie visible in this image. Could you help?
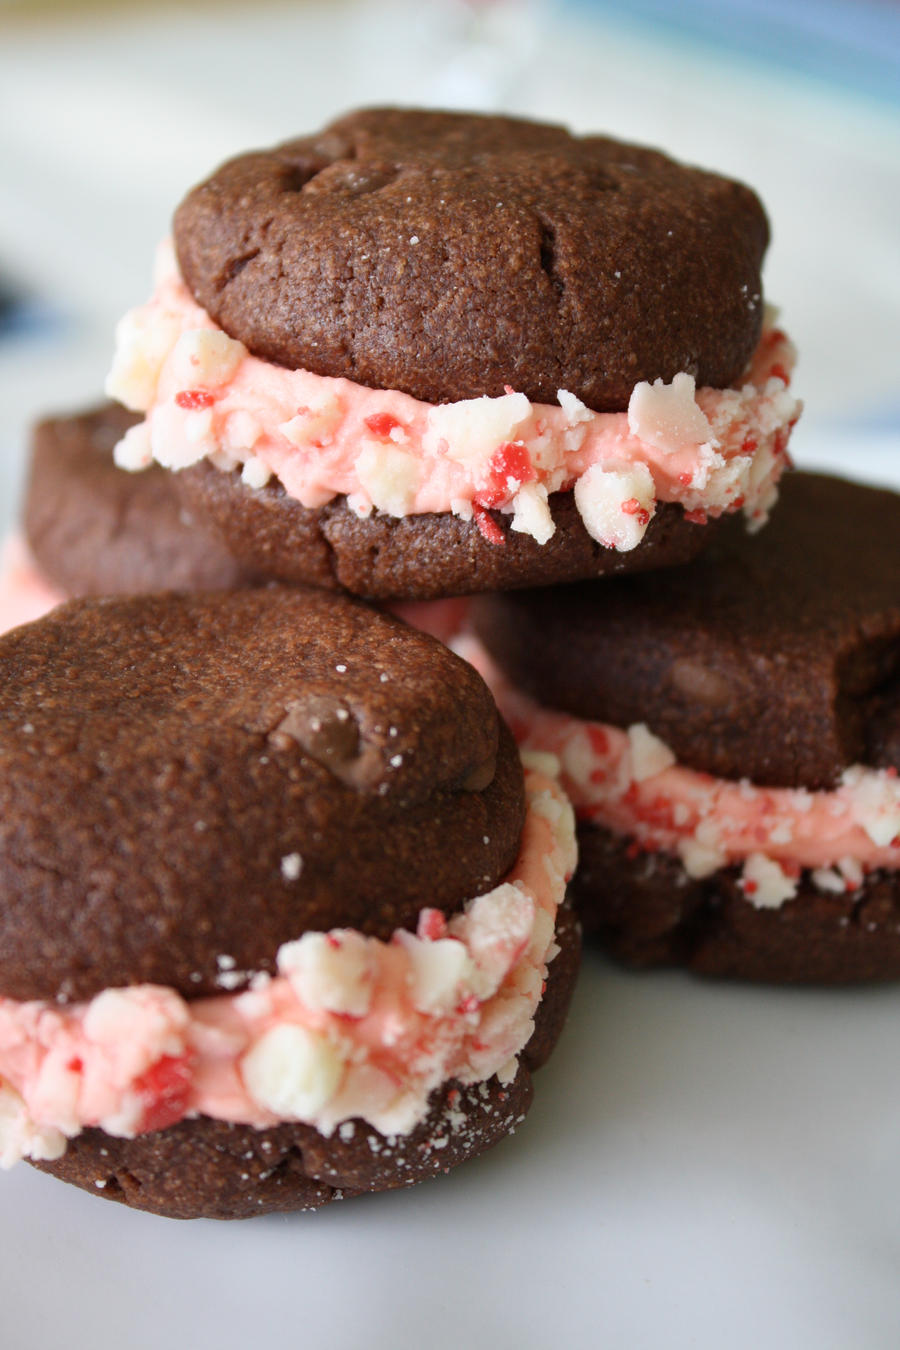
[470,471,900,983]
[23,402,248,598]
[0,587,522,1002]
[106,109,797,600]
[173,107,768,410]
[0,590,580,1216]
[571,825,900,983]
[174,463,710,599]
[473,472,900,791]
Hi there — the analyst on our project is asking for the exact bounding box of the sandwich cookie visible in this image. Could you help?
[470,472,900,982]
[0,402,249,635]
[0,588,578,1216]
[106,108,799,600]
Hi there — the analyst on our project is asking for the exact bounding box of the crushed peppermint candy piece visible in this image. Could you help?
[627,372,713,452]
[740,854,798,909]
[626,724,677,782]
[573,462,656,550]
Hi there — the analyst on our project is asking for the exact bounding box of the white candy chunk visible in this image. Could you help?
[279,392,344,447]
[396,934,472,1015]
[557,389,594,426]
[812,867,845,895]
[627,371,712,451]
[241,457,271,489]
[424,392,531,468]
[510,482,555,544]
[0,1084,66,1169]
[496,1056,519,1085]
[184,409,213,445]
[458,883,535,995]
[222,410,262,456]
[838,857,865,889]
[559,728,596,790]
[83,987,188,1055]
[242,1025,344,1119]
[573,461,656,551]
[843,767,900,847]
[678,838,726,879]
[277,931,373,1017]
[112,420,153,472]
[741,853,797,909]
[627,724,676,782]
[355,442,421,516]
[170,328,246,388]
[105,309,180,411]
[149,402,213,470]
[519,749,562,780]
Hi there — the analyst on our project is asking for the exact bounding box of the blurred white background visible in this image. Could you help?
[1,3,899,1348]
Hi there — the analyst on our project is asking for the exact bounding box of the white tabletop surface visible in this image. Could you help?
[0,4,899,1348]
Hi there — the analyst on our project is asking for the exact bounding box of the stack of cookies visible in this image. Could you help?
[2,108,894,1222]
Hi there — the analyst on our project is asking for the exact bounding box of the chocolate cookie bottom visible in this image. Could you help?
[25,404,250,598]
[32,909,580,1219]
[572,823,900,984]
[176,463,713,600]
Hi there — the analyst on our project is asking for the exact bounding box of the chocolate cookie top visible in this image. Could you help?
[473,472,900,790]
[174,107,768,411]
[24,402,249,596]
[0,589,524,1002]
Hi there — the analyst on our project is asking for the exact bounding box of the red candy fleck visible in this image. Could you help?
[475,441,536,508]
[363,412,402,438]
[625,840,642,861]
[678,472,693,488]
[326,934,342,950]
[447,1088,460,1107]
[456,995,480,1016]
[175,389,215,411]
[684,508,708,525]
[742,880,758,896]
[770,363,790,385]
[731,495,745,510]
[766,328,786,347]
[66,1056,83,1074]
[741,435,758,455]
[473,504,505,546]
[586,725,610,756]
[418,908,448,942]
[773,429,788,456]
[619,499,650,527]
[134,1055,193,1134]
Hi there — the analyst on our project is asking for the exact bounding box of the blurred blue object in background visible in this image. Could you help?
[562,0,900,106]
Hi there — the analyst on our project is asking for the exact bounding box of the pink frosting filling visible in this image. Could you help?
[106,243,800,548]
[0,536,64,636]
[459,637,900,911]
[0,765,575,1168]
